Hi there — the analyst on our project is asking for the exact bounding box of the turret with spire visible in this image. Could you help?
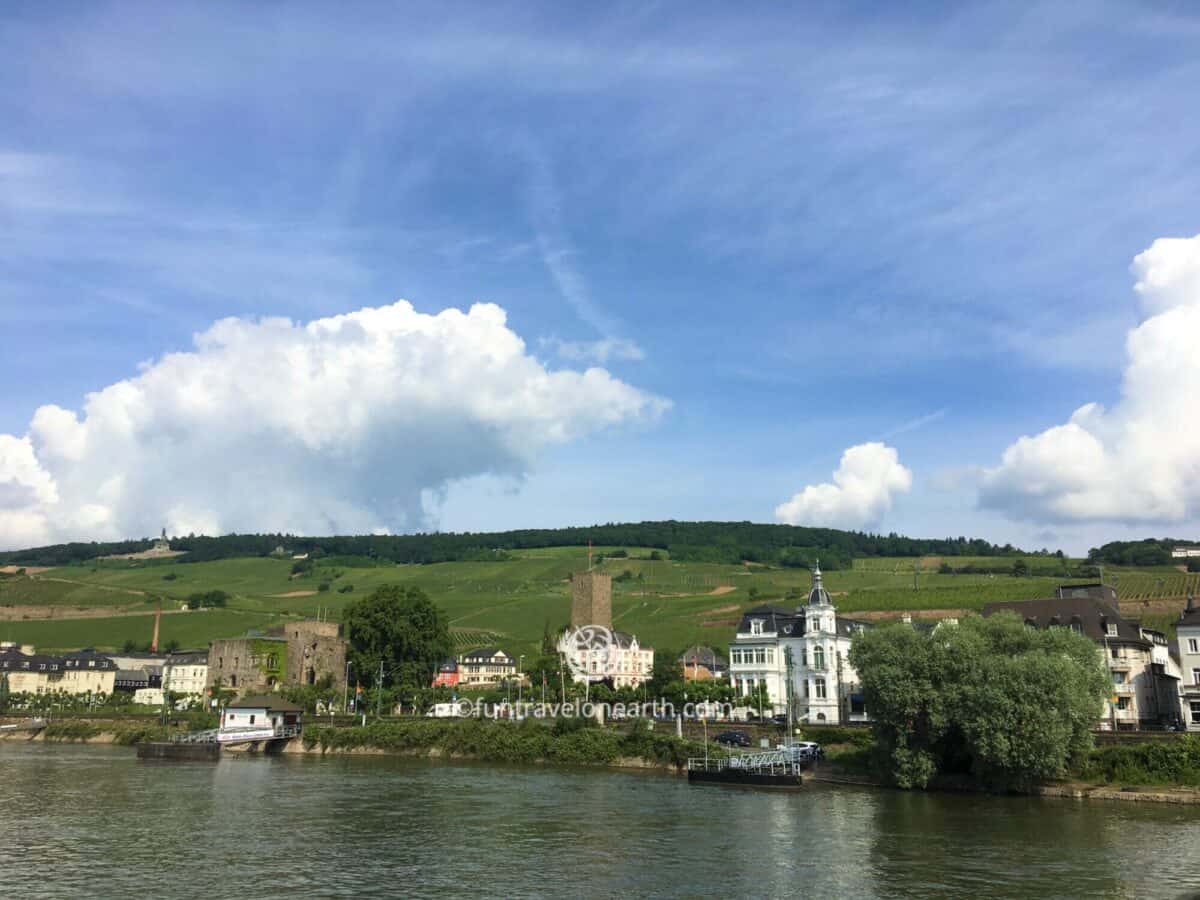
[807,559,832,607]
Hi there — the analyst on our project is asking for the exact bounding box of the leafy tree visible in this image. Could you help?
[524,653,564,701]
[0,672,9,714]
[343,585,451,694]
[185,590,229,609]
[850,613,1109,791]
[1011,559,1029,577]
[647,650,685,706]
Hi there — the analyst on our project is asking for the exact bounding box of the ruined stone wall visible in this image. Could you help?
[207,638,287,693]
[285,620,347,689]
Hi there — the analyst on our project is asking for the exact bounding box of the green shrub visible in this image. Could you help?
[301,718,704,768]
[1075,737,1200,786]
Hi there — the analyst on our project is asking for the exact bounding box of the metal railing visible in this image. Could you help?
[688,747,810,774]
[172,724,301,744]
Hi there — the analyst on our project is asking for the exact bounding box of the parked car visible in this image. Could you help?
[715,730,751,748]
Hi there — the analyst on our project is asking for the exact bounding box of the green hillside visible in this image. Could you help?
[6,544,1188,655]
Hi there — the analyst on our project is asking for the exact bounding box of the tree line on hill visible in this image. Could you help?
[1087,538,1198,567]
[0,521,1037,568]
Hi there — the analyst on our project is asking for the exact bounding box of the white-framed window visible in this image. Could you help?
[1107,624,1118,637]
[1189,639,1199,654]
[1116,697,1130,710]
[814,677,826,700]
[1193,668,1200,686]
[750,620,763,635]
[813,646,825,669]
[766,648,774,664]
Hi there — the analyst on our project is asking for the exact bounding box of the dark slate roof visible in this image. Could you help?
[61,650,118,670]
[165,651,208,665]
[835,617,872,638]
[612,630,652,650]
[226,695,304,712]
[0,648,63,672]
[437,658,458,672]
[1178,598,1200,629]
[982,596,1147,646]
[736,605,805,636]
[462,648,513,663]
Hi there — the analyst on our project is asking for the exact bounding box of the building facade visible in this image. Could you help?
[984,588,1183,730]
[679,646,727,681]
[727,564,869,724]
[0,644,118,696]
[1178,598,1200,731]
[431,658,460,688]
[162,651,209,699]
[458,649,517,686]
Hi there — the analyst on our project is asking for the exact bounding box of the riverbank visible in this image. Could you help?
[297,718,710,773]
[0,720,173,745]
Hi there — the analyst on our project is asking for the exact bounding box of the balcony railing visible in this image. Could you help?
[1112,682,1135,694]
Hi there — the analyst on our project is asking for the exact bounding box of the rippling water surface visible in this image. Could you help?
[1,744,1199,898]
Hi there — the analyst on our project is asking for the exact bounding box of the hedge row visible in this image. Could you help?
[302,718,713,768]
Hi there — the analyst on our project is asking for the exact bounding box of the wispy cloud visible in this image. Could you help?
[540,336,645,365]
[881,408,948,440]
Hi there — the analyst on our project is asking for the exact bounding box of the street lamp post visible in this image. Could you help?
[518,655,525,709]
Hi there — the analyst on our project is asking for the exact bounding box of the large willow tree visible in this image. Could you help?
[849,613,1109,791]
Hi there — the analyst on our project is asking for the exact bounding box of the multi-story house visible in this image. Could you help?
[162,651,209,699]
[0,644,118,696]
[605,632,654,689]
[984,587,1182,730]
[727,564,869,724]
[1178,597,1200,731]
[459,648,517,686]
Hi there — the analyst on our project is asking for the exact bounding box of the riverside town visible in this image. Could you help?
[4,5,1200,897]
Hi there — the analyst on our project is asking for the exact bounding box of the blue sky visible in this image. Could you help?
[3,2,1200,554]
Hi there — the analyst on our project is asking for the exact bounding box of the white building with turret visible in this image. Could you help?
[727,564,869,724]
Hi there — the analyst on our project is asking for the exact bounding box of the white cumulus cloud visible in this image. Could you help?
[775,442,912,529]
[0,300,669,549]
[980,234,1200,523]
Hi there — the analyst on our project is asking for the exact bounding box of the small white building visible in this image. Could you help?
[219,695,303,742]
[728,564,869,724]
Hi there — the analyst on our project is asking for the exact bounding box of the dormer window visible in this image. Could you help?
[750,619,764,635]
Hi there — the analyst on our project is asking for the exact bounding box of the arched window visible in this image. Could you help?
[813,645,825,670]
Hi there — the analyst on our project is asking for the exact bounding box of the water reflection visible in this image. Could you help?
[1,745,1197,899]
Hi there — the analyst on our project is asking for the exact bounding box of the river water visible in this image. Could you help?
[1,744,1199,899]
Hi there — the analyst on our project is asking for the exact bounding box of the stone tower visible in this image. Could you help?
[570,571,612,629]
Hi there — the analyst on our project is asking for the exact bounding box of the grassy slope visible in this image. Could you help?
[2,549,1190,653]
